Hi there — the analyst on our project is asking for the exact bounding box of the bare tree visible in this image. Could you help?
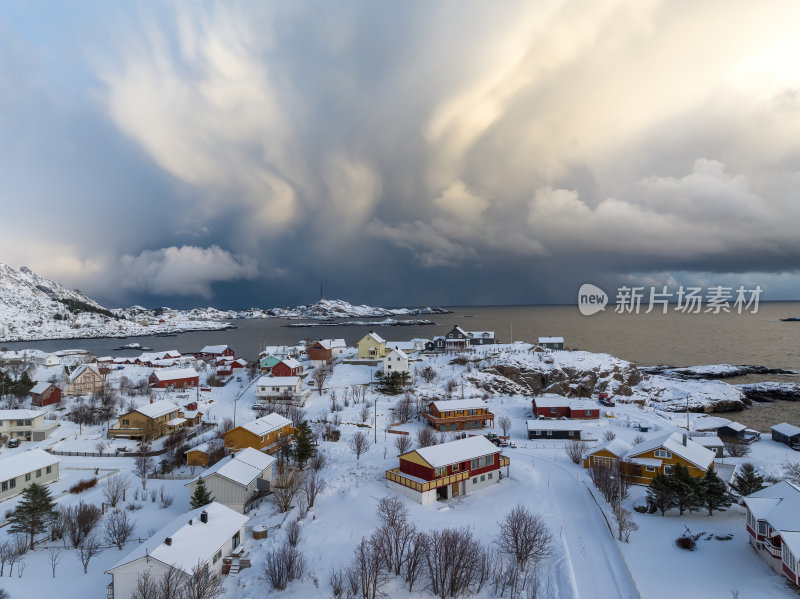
[218,418,234,435]
[104,509,136,550]
[404,532,427,592]
[272,466,303,513]
[359,404,370,424]
[614,505,638,542]
[75,534,102,574]
[498,416,512,438]
[62,502,102,548]
[495,505,552,570]
[309,452,326,472]
[287,406,306,428]
[420,366,437,383]
[102,474,129,508]
[603,430,617,442]
[285,520,302,548]
[632,435,645,445]
[725,441,751,458]
[48,547,62,578]
[184,559,225,599]
[302,470,326,509]
[134,443,153,491]
[330,568,345,599]
[565,439,588,464]
[416,426,437,448]
[394,434,412,456]
[784,460,800,485]
[391,395,413,424]
[157,567,186,599]
[131,570,159,599]
[263,544,306,591]
[425,527,485,599]
[312,363,333,395]
[348,431,370,461]
[350,537,386,599]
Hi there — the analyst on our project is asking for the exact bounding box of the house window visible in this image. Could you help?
[453,463,459,472]
[122,419,130,426]
[213,550,222,563]
[546,431,553,436]
[36,469,42,478]
[487,455,494,466]
[25,473,30,482]
[758,522,767,535]
[550,408,558,415]
[488,473,493,479]
[46,466,51,474]
[568,431,575,436]
[232,531,240,549]
[480,475,485,482]
[654,450,672,459]
[473,478,477,485]
[585,411,592,416]
[663,465,673,475]
[1,482,6,492]
[435,467,445,477]
[16,420,24,426]
[645,466,656,472]
[9,478,15,489]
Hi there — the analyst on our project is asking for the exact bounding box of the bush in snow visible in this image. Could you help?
[416,427,437,448]
[675,536,696,551]
[564,440,588,465]
[348,431,370,461]
[394,434,412,456]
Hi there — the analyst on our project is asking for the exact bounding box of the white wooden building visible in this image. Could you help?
[382,348,409,376]
[0,409,59,441]
[0,448,60,501]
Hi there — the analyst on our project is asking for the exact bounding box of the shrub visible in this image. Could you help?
[675,536,696,551]
[69,478,98,494]
[633,505,649,514]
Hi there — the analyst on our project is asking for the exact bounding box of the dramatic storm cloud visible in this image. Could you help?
[2,0,800,307]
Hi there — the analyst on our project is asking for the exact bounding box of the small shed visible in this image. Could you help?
[771,422,800,449]
[30,381,61,407]
[526,420,584,440]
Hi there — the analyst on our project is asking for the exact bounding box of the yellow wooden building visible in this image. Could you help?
[422,400,494,431]
[357,331,388,359]
[108,400,187,441]
[223,413,294,453]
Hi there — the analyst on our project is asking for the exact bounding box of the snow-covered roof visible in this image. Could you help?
[363,331,385,344]
[318,339,346,350]
[194,448,275,487]
[259,376,300,387]
[134,400,181,419]
[29,381,55,395]
[431,400,487,412]
[771,422,800,437]
[0,448,59,481]
[150,368,198,382]
[137,352,163,363]
[0,409,43,420]
[383,348,408,360]
[163,350,182,358]
[466,330,495,339]
[200,345,229,355]
[107,502,249,575]
[152,359,179,367]
[239,413,292,437]
[166,417,187,427]
[630,457,662,467]
[781,532,800,559]
[385,341,417,351]
[259,355,280,365]
[626,432,715,470]
[538,337,564,344]
[744,481,800,533]
[533,396,596,410]
[721,421,747,432]
[590,437,632,457]
[690,436,723,447]
[526,420,585,431]
[278,358,301,369]
[412,436,500,468]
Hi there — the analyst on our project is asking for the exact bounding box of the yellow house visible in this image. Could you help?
[584,431,715,485]
[224,413,294,454]
[109,400,186,441]
[357,331,388,359]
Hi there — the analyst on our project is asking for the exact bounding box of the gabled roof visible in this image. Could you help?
[533,395,596,410]
[0,448,59,481]
[721,421,748,432]
[771,422,800,437]
[625,432,715,470]
[690,436,723,447]
[466,330,495,339]
[68,363,100,383]
[318,339,346,350]
[384,348,408,359]
[238,413,292,437]
[30,381,55,395]
[0,409,44,420]
[538,336,564,344]
[150,368,198,382]
[107,502,248,575]
[134,400,181,419]
[361,331,385,344]
[200,345,229,355]
[588,437,632,458]
[259,355,281,366]
[431,399,487,412]
[191,448,275,487]
[410,436,499,469]
[744,481,800,533]
[278,358,301,369]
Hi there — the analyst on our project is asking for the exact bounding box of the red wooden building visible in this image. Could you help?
[532,395,599,419]
[272,358,303,378]
[149,368,200,389]
[386,436,509,504]
[30,381,61,407]
[195,345,235,360]
[744,481,800,585]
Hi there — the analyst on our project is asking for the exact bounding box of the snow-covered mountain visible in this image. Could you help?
[258,298,451,319]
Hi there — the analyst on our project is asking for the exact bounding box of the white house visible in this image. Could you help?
[254,376,309,405]
[744,481,800,585]
[0,448,60,501]
[0,409,59,441]
[42,353,61,367]
[105,502,248,599]
[537,337,564,350]
[382,348,409,376]
[185,448,276,513]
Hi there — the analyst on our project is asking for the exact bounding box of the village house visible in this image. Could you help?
[308,339,347,365]
[743,481,800,585]
[537,336,565,350]
[771,422,800,450]
[185,448,276,513]
[424,326,496,351]
[422,400,494,432]
[531,395,600,419]
[382,348,409,376]
[0,409,59,441]
[254,376,309,405]
[64,363,104,396]
[223,413,294,454]
[108,400,188,441]
[42,353,61,368]
[526,420,585,440]
[357,331,388,359]
[185,442,221,467]
[105,502,249,599]
[583,431,715,485]
[271,358,303,378]
[386,435,510,504]
[690,435,725,458]
[258,355,280,373]
[29,381,61,407]
[385,338,428,354]
[717,421,760,444]
[196,345,235,360]
[0,448,60,502]
[149,367,200,389]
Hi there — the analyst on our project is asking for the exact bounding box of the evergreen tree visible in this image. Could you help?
[646,473,677,516]
[669,464,704,515]
[698,466,735,516]
[190,477,214,509]
[8,482,56,549]
[293,421,316,469]
[730,463,766,497]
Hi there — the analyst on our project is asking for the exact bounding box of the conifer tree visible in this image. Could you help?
[293,421,316,470]
[646,473,677,516]
[698,466,735,516]
[190,477,214,509]
[730,463,766,497]
[669,464,703,515]
[8,482,56,549]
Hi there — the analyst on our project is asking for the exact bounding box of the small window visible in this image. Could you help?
[122,419,130,426]
[453,463,459,472]
[585,411,591,416]
[36,469,42,478]
[9,478,15,489]
[488,472,493,479]
[546,431,553,436]
[550,407,558,415]
[663,465,673,475]
[645,466,656,472]
[46,466,52,474]
[472,478,477,485]
[1,482,6,492]
[480,475,485,482]
[25,473,30,482]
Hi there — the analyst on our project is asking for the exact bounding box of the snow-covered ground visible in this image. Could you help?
[0,342,798,598]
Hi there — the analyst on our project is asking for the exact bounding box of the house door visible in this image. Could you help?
[436,486,448,501]
[452,482,460,497]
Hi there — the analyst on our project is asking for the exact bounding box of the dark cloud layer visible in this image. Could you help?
[2,1,800,308]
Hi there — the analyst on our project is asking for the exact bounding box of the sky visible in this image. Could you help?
[2,0,800,309]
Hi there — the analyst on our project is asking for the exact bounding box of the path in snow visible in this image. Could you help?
[514,449,641,599]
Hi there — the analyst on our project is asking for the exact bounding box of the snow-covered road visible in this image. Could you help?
[513,449,641,599]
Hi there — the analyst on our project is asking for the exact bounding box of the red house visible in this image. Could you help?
[386,436,509,504]
[30,381,61,407]
[744,481,800,585]
[272,358,303,378]
[532,395,599,419]
[149,368,200,389]
[195,345,235,360]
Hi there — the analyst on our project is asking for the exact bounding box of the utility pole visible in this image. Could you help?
[374,399,377,443]
[686,396,690,433]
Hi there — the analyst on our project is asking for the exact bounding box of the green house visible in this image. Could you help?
[259,355,280,373]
